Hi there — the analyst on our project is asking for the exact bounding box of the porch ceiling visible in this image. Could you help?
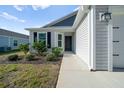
[25,27,75,32]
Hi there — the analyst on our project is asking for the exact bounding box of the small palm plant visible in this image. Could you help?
[19,44,29,55]
[32,41,47,56]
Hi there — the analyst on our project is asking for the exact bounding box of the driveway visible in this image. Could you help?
[56,52,124,88]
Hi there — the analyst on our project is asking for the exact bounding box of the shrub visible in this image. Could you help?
[46,53,57,61]
[25,54,35,61]
[52,47,63,57]
[19,44,29,55]
[33,41,47,56]
[8,54,18,61]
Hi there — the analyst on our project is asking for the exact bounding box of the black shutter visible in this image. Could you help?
[47,32,51,48]
[33,32,37,42]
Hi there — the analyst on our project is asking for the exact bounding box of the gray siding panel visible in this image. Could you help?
[0,36,9,47]
[0,28,29,51]
[50,15,76,26]
[95,6,109,70]
[10,37,29,50]
[43,11,77,27]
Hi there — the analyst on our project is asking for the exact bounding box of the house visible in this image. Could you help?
[0,28,29,51]
[26,5,124,71]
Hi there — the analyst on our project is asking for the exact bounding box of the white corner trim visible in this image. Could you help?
[108,6,113,72]
[92,6,96,70]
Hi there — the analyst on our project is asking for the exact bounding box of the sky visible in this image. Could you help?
[0,5,79,35]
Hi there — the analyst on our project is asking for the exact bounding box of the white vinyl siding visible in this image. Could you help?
[10,37,29,50]
[0,35,9,47]
[95,6,109,70]
[76,13,90,66]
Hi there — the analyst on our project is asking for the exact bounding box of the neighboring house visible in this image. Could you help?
[0,28,29,51]
[26,5,124,71]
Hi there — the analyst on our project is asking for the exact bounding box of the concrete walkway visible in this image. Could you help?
[57,52,124,88]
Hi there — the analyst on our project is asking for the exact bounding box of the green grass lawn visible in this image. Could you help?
[0,63,60,88]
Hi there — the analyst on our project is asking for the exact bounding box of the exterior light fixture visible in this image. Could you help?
[99,12,112,22]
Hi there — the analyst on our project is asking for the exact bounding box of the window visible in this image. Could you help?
[39,33,46,45]
[58,34,62,47]
[33,32,37,42]
[13,40,18,46]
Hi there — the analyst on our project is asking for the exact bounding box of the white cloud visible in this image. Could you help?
[32,5,50,11]
[0,12,26,23]
[13,5,25,11]
[73,7,80,11]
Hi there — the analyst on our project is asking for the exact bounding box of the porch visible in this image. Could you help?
[27,27,75,52]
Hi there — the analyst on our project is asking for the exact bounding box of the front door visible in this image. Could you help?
[65,36,72,51]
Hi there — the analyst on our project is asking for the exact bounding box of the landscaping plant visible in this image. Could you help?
[19,44,29,55]
[46,53,57,61]
[8,54,18,61]
[33,41,47,56]
[52,47,63,57]
[25,54,35,61]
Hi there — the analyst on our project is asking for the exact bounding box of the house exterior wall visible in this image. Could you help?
[51,32,56,47]
[0,35,29,51]
[0,35,9,47]
[9,37,29,50]
[95,5,109,70]
[110,6,124,68]
[75,12,90,67]
[30,31,64,50]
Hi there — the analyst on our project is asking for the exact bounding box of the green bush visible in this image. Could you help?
[19,44,29,55]
[46,53,57,61]
[8,54,18,61]
[33,41,47,56]
[52,47,63,57]
[25,54,35,61]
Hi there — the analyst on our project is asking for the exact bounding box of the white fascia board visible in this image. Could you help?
[73,5,90,29]
[25,27,74,32]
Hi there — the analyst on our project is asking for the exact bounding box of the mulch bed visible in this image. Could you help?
[0,55,63,64]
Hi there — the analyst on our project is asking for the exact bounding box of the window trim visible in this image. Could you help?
[58,33,63,47]
[13,40,18,46]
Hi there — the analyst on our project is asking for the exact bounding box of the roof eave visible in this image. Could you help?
[72,5,90,29]
[25,27,74,32]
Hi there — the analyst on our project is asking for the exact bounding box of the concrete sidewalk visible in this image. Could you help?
[56,52,124,88]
